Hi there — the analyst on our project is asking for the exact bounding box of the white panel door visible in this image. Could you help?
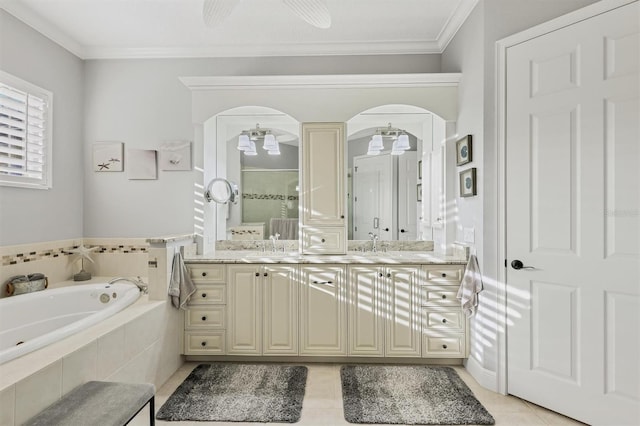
[506,3,639,425]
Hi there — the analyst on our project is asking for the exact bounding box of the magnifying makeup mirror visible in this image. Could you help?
[205,178,239,204]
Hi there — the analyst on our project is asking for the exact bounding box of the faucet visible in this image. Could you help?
[368,232,379,253]
[269,233,280,252]
[108,276,148,294]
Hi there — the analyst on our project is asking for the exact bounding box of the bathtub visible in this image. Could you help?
[0,282,141,365]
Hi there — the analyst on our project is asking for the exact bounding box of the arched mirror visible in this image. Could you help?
[205,106,300,241]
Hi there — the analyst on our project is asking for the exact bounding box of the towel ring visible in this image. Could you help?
[204,178,239,204]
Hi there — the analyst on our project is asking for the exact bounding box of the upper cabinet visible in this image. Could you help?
[301,122,347,254]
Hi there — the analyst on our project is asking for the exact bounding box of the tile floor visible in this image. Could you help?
[129,362,586,426]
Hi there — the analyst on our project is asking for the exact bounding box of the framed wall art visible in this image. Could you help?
[127,149,157,180]
[456,135,472,166]
[459,168,477,197]
[93,141,123,172]
[159,141,192,171]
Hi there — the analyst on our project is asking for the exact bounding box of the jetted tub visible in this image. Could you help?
[0,282,141,365]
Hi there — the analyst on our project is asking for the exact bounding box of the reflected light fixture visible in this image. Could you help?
[367,123,411,156]
[237,123,280,156]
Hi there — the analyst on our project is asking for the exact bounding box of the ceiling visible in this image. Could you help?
[0,0,478,59]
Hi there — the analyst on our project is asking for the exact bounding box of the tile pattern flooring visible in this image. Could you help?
[130,363,585,426]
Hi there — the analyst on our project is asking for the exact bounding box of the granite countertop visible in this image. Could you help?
[185,250,467,265]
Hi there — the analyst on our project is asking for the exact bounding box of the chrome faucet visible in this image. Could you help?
[108,276,148,294]
[269,233,280,252]
[368,232,379,253]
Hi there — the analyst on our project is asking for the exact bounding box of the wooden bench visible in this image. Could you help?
[24,381,155,426]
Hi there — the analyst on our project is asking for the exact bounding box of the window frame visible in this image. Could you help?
[0,70,53,189]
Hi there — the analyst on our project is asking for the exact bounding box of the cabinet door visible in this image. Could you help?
[348,266,384,356]
[301,123,345,225]
[384,265,422,357]
[227,265,262,355]
[299,265,347,355]
[263,265,298,355]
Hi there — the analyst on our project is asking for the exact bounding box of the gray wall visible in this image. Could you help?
[0,10,85,246]
[441,0,599,386]
[82,54,442,238]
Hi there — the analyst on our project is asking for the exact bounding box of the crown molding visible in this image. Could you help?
[179,73,461,91]
[1,1,85,58]
[437,0,480,52]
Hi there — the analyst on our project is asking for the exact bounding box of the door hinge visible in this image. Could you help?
[354,196,358,202]
[355,226,358,231]
[355,166,358,172]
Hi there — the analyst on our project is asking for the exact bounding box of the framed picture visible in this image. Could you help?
[417,183,422,202]
[418,160,422,179]
[159,141,192,171]
[93,141,123,172]
[456,135,472,166]
[459,168,477,197]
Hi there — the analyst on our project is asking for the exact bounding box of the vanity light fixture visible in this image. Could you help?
[367,123,411,155]
[236,124,280,156]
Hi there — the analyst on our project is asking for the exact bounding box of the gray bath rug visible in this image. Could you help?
[340,365,495,425]
[156,363,307,423]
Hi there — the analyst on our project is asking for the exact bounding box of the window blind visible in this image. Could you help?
[0,72,52,189]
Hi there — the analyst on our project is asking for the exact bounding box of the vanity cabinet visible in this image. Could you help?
[300,122,346,254]
[420,265,467,358]
[183,264,227,355]
[227,264,298,355]
[299,265,347,355]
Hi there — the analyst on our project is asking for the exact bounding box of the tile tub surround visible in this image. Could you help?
[1,238,150,298]
[215,239,437,252]
[0,290,183,426]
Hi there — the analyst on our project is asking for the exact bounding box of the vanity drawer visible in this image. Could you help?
[422,308,464,332]
[422,334,466,358]
[188,265,226,282]
[185,306,226,329]
[301,227,346,254]
[419,286,459,306]
[184,331,226,355]
[422,266,464,284]
[189,284,226,305]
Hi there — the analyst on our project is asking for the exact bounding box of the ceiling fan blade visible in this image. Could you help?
[282,0,332,29]
[203,0,240,28]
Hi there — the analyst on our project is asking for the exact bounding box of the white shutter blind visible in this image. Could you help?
[0,71,52,189]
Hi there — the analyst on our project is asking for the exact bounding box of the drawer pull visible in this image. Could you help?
[441,273,447,278]
[313,280,333,285]
[201,316,207,321]
[201,293,207,298]
[442,318,447,323]
[201,341,207,347]
[441,294,447,299]
[202,272,207,277]
[442,344,448,349]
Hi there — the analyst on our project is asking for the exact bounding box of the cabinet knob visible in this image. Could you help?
[379,272,383,278]
[400,229,406,233]
[341,215,344,219]
[202,316,207,321]
[255,272,260,277]
[441,294,447,299]
[264,272,268,277]
[321,238,326,243]
[387,273,391,278]
[201,341,207,347]
[442,318,447,323]
[384,228,390,232]
[201,293,207,298]
[442,344,448,349]
[441,273,447,277]
[202,272,207,277]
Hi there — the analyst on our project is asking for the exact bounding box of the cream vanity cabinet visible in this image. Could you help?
[183,264,227,355]
[299,265,348,355]
[420,265,467,357]
[300,122,347,254]
[226,264,298,355]
[348,265,422,357]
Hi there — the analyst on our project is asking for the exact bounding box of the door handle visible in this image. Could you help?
[511,260,536,270]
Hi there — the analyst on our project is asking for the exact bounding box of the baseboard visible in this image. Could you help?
[464,356,499,393]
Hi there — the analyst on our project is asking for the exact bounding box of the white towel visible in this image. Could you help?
[457,254,483,317]
[168,251,196,309]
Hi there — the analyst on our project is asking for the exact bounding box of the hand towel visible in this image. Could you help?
[457,254,483,317]
[168,251,196,309]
